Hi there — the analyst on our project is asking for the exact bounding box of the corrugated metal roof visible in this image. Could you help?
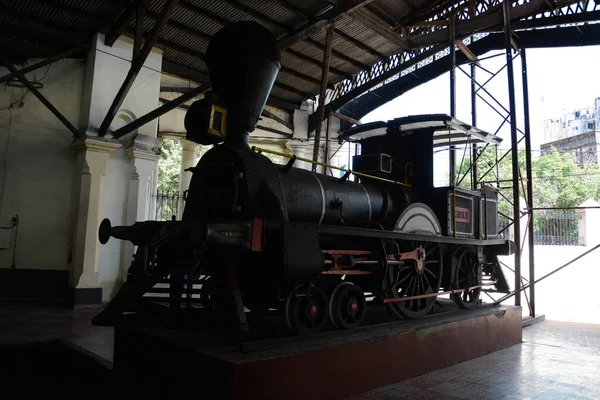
[1,0,483,109]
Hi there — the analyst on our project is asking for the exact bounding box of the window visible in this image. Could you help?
[588,122,595,130]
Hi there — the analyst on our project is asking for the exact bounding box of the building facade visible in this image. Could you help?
[541,97,600,165]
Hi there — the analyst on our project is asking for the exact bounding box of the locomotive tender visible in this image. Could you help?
[94,21,515,335]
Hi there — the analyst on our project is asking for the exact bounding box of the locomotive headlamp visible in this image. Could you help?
[184,92,228,145]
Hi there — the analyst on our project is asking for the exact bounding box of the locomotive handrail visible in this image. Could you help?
[252,146,412,188]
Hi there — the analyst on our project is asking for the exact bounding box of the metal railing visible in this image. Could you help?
[533,209,581,246]
[153,190,184,221]
[498,208,582,246]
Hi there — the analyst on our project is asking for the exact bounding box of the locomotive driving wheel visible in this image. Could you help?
[385,240,443,319]
[451,247,482,309]
[285,284,329,335]
[329,282,367,330]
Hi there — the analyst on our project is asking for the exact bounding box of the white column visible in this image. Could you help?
[178,139,200,219]
[69,138,120,300]
[285,139,312,171]
[120,135,161,281]
[328,143,342,177]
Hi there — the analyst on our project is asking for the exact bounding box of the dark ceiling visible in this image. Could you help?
[0,0,592,112]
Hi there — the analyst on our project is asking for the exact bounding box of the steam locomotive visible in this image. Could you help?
[93,21,515,335]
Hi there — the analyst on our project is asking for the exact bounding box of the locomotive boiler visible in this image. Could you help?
[93,21,515,335]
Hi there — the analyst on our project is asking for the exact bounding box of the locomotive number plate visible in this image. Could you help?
[455,207,470,223]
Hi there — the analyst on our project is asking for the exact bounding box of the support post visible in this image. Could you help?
[522,48,535,317]
[98,0,180,137]
[503,0,521,307]
[449,14,456,186]
[0,55,81,138]
[471,62,478,190]
[311,24,334,172]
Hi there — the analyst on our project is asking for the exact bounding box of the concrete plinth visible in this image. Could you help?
[112,303,522,400]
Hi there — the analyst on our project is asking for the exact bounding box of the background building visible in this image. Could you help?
[541,97,600,165]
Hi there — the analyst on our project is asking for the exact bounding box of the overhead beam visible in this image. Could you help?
[349,8,410,50]
[272,0,310,19]
[305,38,370,71]
[261,109,294,131]
[98,0,180,137]
[219,0,370,71]
[331,111,361,125]
[113,83,210,139]
[40,0,111,23]
[410,0,552,48]
[278,0,378,50]
[256,125,293,138]
[393,0,448,29]
[286,49,352,80]
[334,28,388,60]
[454,39,479,63]
[266,95,301,111]
[105,0,137,46]
[281,66,335,89]
[161,61,209,82]
[0,4,92,41]
[0,41,92,85]
[132,0,146,64]
[274,81,314,99]
[0,54,81,138]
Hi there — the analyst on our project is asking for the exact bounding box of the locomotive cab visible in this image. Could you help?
[340,114,504,240]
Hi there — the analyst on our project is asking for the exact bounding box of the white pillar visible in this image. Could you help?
[120,135,161,281]
[178,139,200,219]
[69,138,120,305]
[285,140,312,171]
[327,143,342,177]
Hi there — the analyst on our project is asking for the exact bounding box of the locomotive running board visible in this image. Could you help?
[262,219,516,255]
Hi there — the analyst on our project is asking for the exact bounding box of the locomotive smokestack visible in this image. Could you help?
[205,21,281,149]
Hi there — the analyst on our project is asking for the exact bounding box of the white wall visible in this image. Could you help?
[98,147,130,299]
[0,58,86,271]
[81,34,162,137]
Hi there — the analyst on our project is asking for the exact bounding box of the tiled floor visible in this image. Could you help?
[0,306,114,362]
[0,307,599,399]
[346,320,600,400]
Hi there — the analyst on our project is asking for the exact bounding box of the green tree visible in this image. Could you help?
[157,139,182,193]
[532,147,600,208]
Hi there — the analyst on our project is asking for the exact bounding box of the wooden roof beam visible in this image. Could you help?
[454,39,479,63]
[349,7,410,50]
[105,0,137,46]
[286,49,353,80]
[334,28,388,61]
[278,0,378,50]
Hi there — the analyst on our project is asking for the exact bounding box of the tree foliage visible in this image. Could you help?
[157,139,181,193]
[456,145,600,211]
[531,147,600,208]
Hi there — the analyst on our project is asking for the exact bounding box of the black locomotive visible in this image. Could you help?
[94,21,515,335]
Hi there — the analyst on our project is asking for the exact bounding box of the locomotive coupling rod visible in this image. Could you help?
[493,243,600,305]
[252,146,411,187]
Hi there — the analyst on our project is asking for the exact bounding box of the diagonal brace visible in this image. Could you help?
[0,42,92,85]
[112,83,209,139]
[98,0,180,137]
[0,54,81,138]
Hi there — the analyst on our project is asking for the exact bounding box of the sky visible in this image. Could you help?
[360,45,600,155]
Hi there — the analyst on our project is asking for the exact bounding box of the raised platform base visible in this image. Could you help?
[113,302,522,400]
